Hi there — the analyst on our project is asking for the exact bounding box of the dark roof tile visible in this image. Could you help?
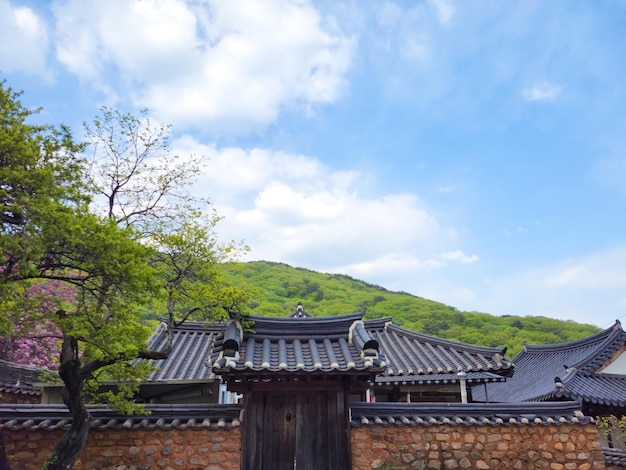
[603,448,626,466]
[474,321,626,405]
[211,313,385,374]
[0,359,44,395]
[0,404,242,430]
[350,400,593,427]
[145,321,222,382]
[365,319,513,383]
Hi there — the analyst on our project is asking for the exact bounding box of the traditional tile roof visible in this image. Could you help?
[0,359,43,396]
[145,321,223,382]
[350,400,593,427]
[1,401,593,432]
[0,403,243,430]
[473,320,626,406]
[373,371,507,386]
[550,371,626,407]
[211,312,385,375]
[365,318,513,385]
[603,448,626,467]
[145,308,514,387]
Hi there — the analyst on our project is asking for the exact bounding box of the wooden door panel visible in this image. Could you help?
[242,390,350,470]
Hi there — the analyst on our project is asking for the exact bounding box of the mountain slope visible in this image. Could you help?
[222,261,600,356]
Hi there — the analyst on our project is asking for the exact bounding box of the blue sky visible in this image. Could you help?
[2,0,625,328]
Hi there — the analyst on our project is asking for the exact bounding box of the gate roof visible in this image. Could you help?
[210,311,386,378]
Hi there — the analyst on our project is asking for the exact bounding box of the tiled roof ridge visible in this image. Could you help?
[0,404,243,431]
[0,385,42,395]
[373,371,507,386]
[0,359,44,373]
[383,323,509,358]
[153,318,227,331]
[577,329,626,373]
[546,371,626,407]
[513,323,626,380]
[363,317,394,330]
[245,312,364,337]
[520,321,623,355]
[350,400,593,427]
[212,313,387,373]
[603,447,626,466]
[0,359,46,394]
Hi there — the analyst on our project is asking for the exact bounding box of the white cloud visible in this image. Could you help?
[522,81,563,102]
[52,0,354,133]
[172,138,471,279]
[0,0,50,79]
[441,250,479,264]
[542,254,626,290]
[467,246,626,327]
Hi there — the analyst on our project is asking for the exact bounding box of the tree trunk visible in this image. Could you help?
[46,396,90,469]
[45,336,91,470]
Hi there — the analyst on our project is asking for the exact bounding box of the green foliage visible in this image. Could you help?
[0,79,87,327]
[87,361,155,415]
[0,83,250,467]
[42,453,58,470]
[222,261,601,356]
[150,212,251,326]
[597,415,626,439]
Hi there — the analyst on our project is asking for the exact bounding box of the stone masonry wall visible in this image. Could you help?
[2,427,241,470]
[3,422,612,470]
[351,423,607,470]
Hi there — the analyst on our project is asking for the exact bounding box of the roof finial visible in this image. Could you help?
[289,303,312,318]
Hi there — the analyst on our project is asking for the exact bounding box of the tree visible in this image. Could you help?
[83,105,250,347]
[0,80,87,335]
[0,84,249,469]
[0,280,69,370]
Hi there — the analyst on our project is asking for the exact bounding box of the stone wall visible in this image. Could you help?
[351,423,607,470]
[2,421,614,470]
[0,391,40,405]
[2,427,241,470]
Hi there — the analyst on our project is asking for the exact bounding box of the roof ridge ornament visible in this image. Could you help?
[288,302,313,318]
[348,320,385,369]
[213,320,242,370]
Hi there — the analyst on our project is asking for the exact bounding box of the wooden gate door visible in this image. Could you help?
[242,389,350,470]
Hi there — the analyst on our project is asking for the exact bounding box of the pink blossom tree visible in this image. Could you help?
[0,280,73,370]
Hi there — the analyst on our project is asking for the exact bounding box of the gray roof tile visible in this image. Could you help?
[0,404,242,430]
[603,448,626,466]
[0,359,43,395]
[365,319,513,382]
[552,372,626,407]
[350,400,593,427]
[211,313,385,374]
[473,321,626,406]
[146,310,515,386]
[1,401,593,433]
[373,371,506,386]
[146,321,222,382]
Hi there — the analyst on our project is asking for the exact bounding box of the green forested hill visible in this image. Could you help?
[221,261,600,357]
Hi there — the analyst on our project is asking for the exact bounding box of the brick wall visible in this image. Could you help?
[351,423,607,470]
[2,427,241,470]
